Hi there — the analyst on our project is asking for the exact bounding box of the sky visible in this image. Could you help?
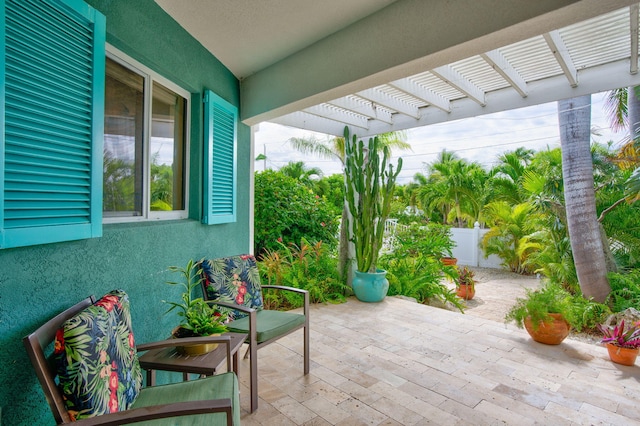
[254,91,627,184]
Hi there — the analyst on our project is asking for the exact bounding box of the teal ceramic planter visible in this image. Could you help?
[352,269,389,303]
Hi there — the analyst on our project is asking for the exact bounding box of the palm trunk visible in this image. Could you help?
[628,86,640,141]
[558,95,610,302]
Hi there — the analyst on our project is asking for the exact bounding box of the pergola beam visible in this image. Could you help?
[304,104,369,129]
[328,97,393,124]
[357,88,420,119]
[481,49,528,97]
[431,65,486,106]
[544,30,578,87]
[389,78,451,112]
[631,4,639,74]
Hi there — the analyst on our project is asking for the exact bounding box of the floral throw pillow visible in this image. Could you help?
[200,254,264,319]
[55,290,142,420]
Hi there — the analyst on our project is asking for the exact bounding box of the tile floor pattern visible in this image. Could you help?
[236,296,640,425]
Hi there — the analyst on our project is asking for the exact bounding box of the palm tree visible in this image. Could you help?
[289,130,410,281]
[482,201,541,274]
[421,150,488,227]
[488,147,534,204]
[279,161,323,184]
[558,95,610,302]
[605,86,640,202]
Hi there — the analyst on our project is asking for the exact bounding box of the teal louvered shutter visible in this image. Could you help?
[1,0,105,248]
[203,89,237,224]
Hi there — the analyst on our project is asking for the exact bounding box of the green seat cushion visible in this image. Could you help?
[131,372,239,425]
[228,310,305,343]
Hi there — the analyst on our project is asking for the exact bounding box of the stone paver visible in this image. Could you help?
[236,269,639,425]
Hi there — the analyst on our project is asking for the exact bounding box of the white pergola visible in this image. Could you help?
[157,0,640,137]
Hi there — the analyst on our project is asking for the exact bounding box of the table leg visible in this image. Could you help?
[232,351,239,374]
[146,369,156,386]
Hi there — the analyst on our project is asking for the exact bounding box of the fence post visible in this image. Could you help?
[472,221,480,266]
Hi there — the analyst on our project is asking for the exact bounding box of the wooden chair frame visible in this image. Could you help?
[206,285,309,413]
[23,296,236,425]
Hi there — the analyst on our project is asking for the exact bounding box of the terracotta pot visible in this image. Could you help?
[172,327,220,355]
[456,284,475,300]
[605,343,639,366]
[523,313,570,345]
[441,257,457,266]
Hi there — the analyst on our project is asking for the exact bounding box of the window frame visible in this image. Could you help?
[104,45,190,224]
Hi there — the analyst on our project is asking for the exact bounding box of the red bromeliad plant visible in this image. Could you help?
[598,320,640,349]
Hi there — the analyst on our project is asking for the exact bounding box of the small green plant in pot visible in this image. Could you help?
[456,266,476,300]
[343,127,402,302]
[164,260,228,354]
[505,282,581,345]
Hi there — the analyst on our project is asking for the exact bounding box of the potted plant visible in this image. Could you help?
[164,259,228,355]
[598,319,640,366]
[504,282,580,345]
[343,127,402,302]
[456,266,475,300]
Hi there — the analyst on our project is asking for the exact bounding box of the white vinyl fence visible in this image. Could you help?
[383,220,502,269]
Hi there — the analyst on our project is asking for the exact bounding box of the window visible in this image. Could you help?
[1,0,105,249]
[103,49,188,222]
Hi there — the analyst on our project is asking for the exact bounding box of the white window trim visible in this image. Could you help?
[104,44,190,223]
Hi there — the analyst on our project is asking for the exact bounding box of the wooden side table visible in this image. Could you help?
[138,332,247,386]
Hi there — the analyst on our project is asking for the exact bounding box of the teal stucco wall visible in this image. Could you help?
[0,1,251,424]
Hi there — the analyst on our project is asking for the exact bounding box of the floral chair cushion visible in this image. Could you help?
[200,254,264,320]
[55,290,142,420]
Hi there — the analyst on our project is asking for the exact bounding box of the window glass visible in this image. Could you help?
[103,55,188,221]
[104,58,144,217]
[151,82,186,211]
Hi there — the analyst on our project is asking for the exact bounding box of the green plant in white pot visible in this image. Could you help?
[343,127,402,302]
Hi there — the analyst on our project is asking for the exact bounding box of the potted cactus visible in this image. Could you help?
[343,127,402,302]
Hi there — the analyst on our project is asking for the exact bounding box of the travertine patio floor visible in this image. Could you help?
[237,283,639,425]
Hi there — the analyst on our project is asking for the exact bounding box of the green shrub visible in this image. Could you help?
[254,170,338,255]
[505,281,609,332]
[379,223,464,311]
[258,238,348,310]
[606,269,640,312]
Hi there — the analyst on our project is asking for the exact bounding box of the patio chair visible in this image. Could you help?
[23,290,240,425]
[198,254,309,413]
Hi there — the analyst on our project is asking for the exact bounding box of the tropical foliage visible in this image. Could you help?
[164,260,228,336]
[482,201,541,274]
[259,239,348,308]
[378,224,463,311]
[504,282,608,332]
[598,319,640,349]
[254,170,338,255]
[252,91,640,314]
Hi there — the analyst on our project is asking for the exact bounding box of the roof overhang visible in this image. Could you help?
[157,0,640,137]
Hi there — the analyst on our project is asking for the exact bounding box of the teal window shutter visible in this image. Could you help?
[1,0,105,248]
[203,89,237,225]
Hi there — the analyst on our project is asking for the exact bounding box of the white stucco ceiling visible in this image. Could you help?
[156,0,640,136]
[155,0,397,79]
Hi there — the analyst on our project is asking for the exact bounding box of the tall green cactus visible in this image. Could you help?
[343,127,403,273]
